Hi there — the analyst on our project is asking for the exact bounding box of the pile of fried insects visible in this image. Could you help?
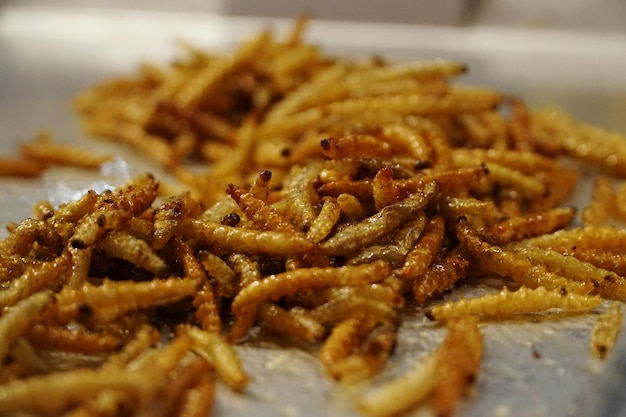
[1,16,626,417]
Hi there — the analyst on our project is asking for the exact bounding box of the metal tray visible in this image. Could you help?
[2,6,626,417]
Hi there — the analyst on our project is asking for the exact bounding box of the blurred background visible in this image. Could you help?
[3,0,626,30]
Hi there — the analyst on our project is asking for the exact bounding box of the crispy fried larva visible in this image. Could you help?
[330,324,397,383]
[531,107,626,176]
[229,261,391,341]
[357,351,438,417]
[67,246,92,288]
[19,130,111,169]
[396,165,489,196]
[457,111,506,149]
[153,193,202,249]
[337,193,367,221]
[285,165,320,232]
[372,166,401,211]
[70,209,132,249]
[320,135,393,160]
[0,291,52,364]
[507,97,534,151]
[0,156,47,177]
[320,318,363,379]
[227,183,297,233]
[453,155,546,198]
[25,323,121,354]
[519,226,626,252]
[429,286,602,322]
[434,316,483,417]
[0,250,71,308]
[197,251,238,298]
[562,247,626,276]
[100,231,168,276]
[298,284,404,311]
[306,199,342,243]
[380,123,432,162]
[347,60,466,85]
[226,253,261,288]
[317,179,374,200]
[49,189,99,239]
[102,325,160,370]
[70,175,159,249]
[456,218,591,295]
[413,246,470,304]
[153,355,212,417]
[55,277,199,324]
[320,182,438,256]
[396,215,445,281]
[192,220,316,256]
[322,87,502,117]
[309,295,397,327]
[183,325,249,391]
[264,62,348,122]
[511,246,626,300]
[259,302,325,343]
[451,148,560,174]
[177,364,215,417]
[172,239,222,333]
[439,196,503,226]
[173,30,271,108]
[3,217,62,258]
[209,117,258,178]
[490,207,575,245]
[582,176,615,226]
[590,303,624,360]
[0,368,156,415]
[193,280,221,333]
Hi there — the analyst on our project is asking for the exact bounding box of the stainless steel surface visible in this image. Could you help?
[1,6,626,417]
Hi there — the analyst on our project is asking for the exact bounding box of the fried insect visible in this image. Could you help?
[0,157,47,177]
[531,107,626,175]
[192,219,315,256]
[329,324,397,383]
[0,291,52,364]
[153,193,202,249]
[320,182,438,256]
[0,368,155,415]
[583,176,615,226]
[434,316,483,417]
[489,207,575,244]
[590,303,624,360]
[320,318,363,379]
[357,352,438,417]
[0,251,71,308]
[372,166,401,210]
[429,286,602,322]
[395,215,445,280]
[19,130,111,169]
[54,277,199,324]
[413,246,471,304]
[511,246,626,299]
[456,218,591,294]
[99,231,168,276]
[25,323,121,354]
[183,325,250,391]
[259,303,325,343]
[229,261,391,341]
[320,135,393,160]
